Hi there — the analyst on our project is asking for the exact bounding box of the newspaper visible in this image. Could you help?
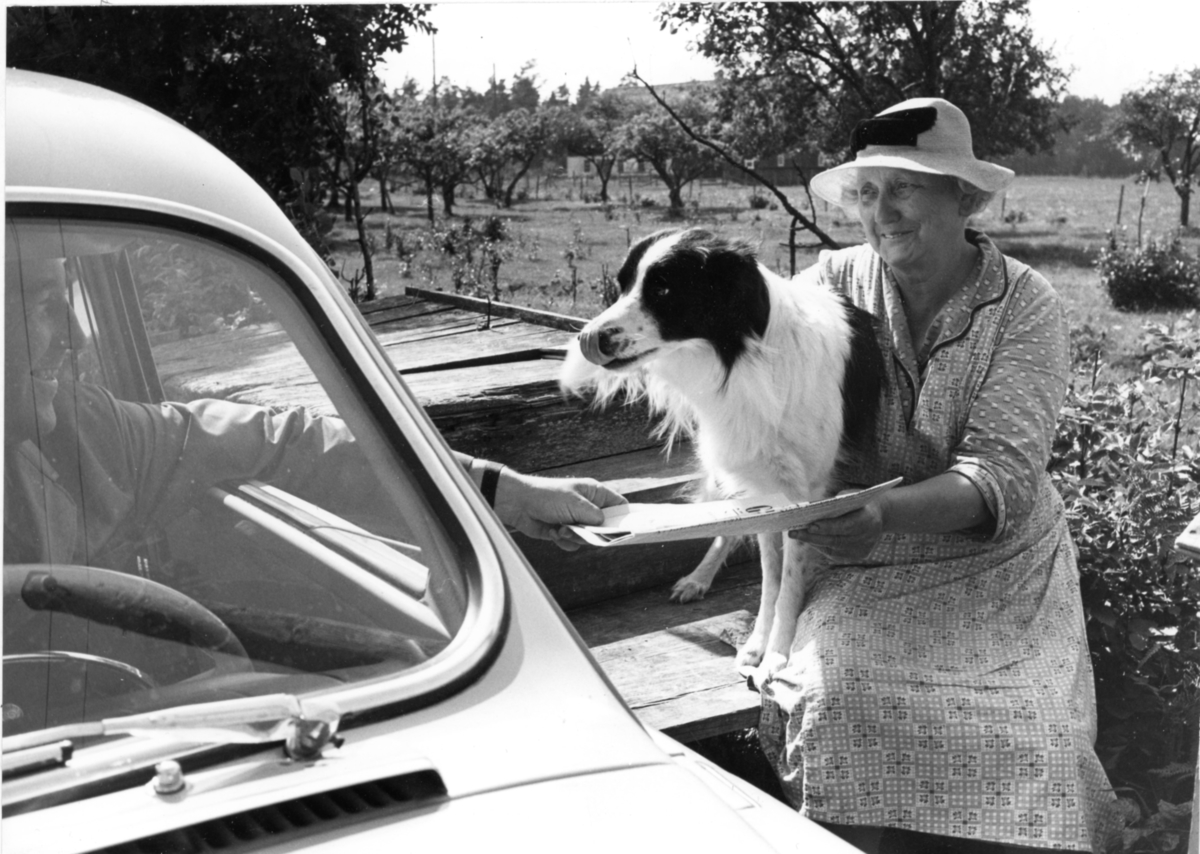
[1176,511,1200,559]
[568,477,903,547]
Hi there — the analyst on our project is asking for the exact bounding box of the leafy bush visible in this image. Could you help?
[1097,232,1200,312]
[1051,316,1200,852]
[423,215,512,298]
[130,238,271,336]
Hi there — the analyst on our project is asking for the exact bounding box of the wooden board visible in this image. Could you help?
[570,558,765,742]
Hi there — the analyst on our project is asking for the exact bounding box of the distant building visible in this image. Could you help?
[565,157,649,179]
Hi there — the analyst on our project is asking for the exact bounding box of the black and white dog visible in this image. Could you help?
[561,228,883,683]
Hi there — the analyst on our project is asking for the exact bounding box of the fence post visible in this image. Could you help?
[1116,184,1125,226]
[1137,180,1150,248]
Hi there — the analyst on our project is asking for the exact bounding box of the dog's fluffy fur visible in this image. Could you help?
[561,228,883,683]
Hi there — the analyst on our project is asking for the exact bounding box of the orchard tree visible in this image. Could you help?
[662,1,1069,162]
[558,91,632,202]
[472,105,569,208]
[1112,68,1200,227]
[389,98,481,221]
[615,99,721,213]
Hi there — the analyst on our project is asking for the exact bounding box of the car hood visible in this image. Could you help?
[248,764,806,853]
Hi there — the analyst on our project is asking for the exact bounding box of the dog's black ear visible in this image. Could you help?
[703,242,770,342]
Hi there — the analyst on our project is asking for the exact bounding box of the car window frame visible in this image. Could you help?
[4,198,511,736]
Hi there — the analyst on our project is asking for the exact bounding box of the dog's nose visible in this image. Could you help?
[578,326,621,365]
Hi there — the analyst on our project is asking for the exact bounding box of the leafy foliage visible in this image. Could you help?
[1051,318,1200,852]
[614,97,722,213]
[662,0,1069,161]
[128,239,272,337]
[1111,68,1200,227]
[1097,232,1200,312]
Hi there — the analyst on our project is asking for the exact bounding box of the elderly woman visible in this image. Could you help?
[761,98,1117,853]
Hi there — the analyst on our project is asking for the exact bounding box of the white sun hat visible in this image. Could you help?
[809,97,1015,206]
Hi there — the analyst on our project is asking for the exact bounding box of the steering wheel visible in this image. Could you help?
[3,564,252,679]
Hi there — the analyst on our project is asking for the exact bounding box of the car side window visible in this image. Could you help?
[4,217,472,738]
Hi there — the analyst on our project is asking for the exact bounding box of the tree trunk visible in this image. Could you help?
[503,165,531,208]
[667,182,684,212]
[441,182,456,217]
[378,170,393,214]
[348,180,376,301]
[423,176,436,224]
[1181,185,1191,228]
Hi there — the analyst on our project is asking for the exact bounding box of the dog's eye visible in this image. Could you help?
[649,282,671,298]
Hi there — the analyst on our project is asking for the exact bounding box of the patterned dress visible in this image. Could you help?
[759,231,1118,851]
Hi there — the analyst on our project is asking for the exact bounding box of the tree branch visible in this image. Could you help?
[632,68,841,250]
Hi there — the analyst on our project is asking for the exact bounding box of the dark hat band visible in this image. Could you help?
[850,106,939,153]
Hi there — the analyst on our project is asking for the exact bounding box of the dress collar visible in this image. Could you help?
[878,230,1007,374]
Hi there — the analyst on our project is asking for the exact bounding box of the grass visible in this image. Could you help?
[329,172,1198,367]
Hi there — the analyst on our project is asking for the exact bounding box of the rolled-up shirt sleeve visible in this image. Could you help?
[155,398,369,519]
[948,270,1069,540]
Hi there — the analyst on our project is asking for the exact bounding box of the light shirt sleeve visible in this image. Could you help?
[947,268,1069,540]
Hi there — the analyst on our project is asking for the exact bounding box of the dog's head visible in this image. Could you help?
[571,228,770,380]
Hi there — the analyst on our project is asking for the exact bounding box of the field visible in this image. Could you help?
[331,172,1197,367]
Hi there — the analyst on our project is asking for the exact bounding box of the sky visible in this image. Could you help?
[380,0,1200,106]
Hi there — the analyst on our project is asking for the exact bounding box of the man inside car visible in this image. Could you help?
[4,255,624,572]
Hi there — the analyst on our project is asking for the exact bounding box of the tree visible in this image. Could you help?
[389,97,480,221]
[471,106,567,208]
[509,61,542,112]
[999,97,1144,177]
[325,79,394,300]
[559,91,633,203]
[662,1,1069,162]
[575,78,601,112]
[1112,69,1200,227]
[615,99,721,213]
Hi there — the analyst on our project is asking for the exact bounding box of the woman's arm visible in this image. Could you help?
[790,471,992,561]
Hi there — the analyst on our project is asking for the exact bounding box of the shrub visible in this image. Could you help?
[748,192,771,210]
[1051,318,1200,852]
[1097,232,1200,312]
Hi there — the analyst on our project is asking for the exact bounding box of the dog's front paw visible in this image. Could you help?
[670,576,709,603]
[744,651,788,693]
[735,636,766,674]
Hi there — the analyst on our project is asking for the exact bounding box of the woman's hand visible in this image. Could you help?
[494,469,627,551]
[789,499,887,561]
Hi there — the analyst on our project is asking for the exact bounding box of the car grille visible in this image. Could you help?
[98,770,447,853]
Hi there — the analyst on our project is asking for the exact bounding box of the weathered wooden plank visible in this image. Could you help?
[355,293,424,317]
[419,376,660,472]
[380,324,573,374]
[405,285,587,332]
[359,298,455,327]
[565,560,764,741]
[370,309,510,341]
[589,610,761,742]
[568,556,761,646]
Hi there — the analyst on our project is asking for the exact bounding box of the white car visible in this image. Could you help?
[2,70,853,853]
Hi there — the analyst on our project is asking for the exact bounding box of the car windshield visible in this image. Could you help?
[4,217,473,743]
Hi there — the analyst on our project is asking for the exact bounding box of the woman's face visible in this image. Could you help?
[847,167,968,277]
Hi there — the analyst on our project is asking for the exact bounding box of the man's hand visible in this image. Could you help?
[493,470,627,551]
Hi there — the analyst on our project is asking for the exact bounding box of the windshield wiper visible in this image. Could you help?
[1,693,342,775]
